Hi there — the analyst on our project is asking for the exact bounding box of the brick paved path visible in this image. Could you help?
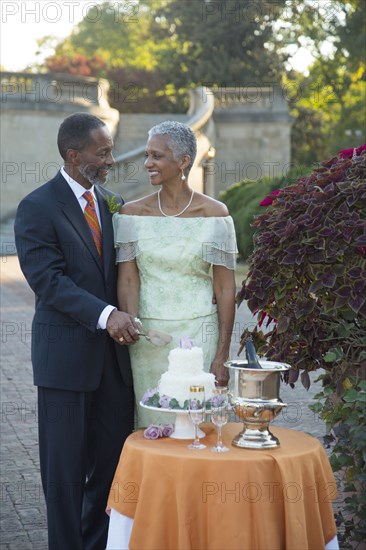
[1,256,48,549]
[1,256,328,549]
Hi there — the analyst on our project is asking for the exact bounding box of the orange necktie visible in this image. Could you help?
[82,191,103,260]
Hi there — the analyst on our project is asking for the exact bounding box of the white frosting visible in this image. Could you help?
[158,346,216,406]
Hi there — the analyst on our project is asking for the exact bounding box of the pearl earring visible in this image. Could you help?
[181,169,186,181]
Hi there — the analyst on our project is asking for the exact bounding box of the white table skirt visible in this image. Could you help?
[106,508,133,550]
[106,508,340,550]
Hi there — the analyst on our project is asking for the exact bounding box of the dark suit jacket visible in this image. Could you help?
[14,171,133,391]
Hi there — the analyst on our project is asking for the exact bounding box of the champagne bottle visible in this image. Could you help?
[245,336,263,369]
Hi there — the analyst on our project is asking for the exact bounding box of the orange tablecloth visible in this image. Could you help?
[108,424,337,550]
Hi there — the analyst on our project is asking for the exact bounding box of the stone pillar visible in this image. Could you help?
[212,87,293,196]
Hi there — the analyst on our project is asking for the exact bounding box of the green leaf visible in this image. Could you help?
[169,398,181,409]
[323,347,343,363]
[146,393,160,407]
[106,195,122,214]
[323,351,337,362]
[309,402,323,413]
[343,389,360,403]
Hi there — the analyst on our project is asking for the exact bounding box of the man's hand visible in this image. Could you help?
[106,310,140,345]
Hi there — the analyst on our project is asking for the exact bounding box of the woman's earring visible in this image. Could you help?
[181,169,186,181]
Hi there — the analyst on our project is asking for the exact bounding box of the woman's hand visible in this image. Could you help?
[211,357,230,387]
[115,258,140,345]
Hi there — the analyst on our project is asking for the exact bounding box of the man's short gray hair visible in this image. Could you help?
[148,120,197,173]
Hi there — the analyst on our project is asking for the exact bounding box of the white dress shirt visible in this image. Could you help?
[61,167,116,329]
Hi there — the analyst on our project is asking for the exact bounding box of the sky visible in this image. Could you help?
[0,0,314,73]
[1,1,105,71]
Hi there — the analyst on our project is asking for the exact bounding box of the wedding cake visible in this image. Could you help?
[158,338,216,407]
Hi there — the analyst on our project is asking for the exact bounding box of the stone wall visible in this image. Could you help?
[211,87,293,196]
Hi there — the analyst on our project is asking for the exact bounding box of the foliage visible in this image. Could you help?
[284,65,366,165]
[35,0,366,160]
[143,391,182,410]
[46,1,159,72]
[149,0,287,86]
[220,166,310,260]
[237,147,366,385]
[45,53,107,76]
[237,146,366,546]
[278,0,366,164]
[310,378,366,547]
[40,0,287,113]
[107,67,188,114]
[105,195,122,214]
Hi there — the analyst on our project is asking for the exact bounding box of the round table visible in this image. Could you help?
[107,423,338,549]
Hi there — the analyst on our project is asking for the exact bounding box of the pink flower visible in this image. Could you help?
[258,311,267,327]
[210,394,226,408]
[339,144,366,158]
[259,189,281,207]
[143,423,174,439]
[179,336,193,349]
[143,424,162,439]
[161,424,174,437]
[158,395,171,408]
[141,388,157,404]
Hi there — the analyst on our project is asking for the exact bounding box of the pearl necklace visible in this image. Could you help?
[158,188,195,217]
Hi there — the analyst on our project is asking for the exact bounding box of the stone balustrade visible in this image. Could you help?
[1,71,111,109]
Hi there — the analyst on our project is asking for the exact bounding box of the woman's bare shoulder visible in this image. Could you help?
[195,193,229,217]
[119,193,158,215]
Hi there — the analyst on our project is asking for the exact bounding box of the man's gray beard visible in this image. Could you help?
[79,165,110,186]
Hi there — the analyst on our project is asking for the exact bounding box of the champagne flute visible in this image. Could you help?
[210,387,229,453]
[188,386,206,450]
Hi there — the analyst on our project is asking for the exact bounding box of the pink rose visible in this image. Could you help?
[161,424,174,437]
[143,424,162,439]
[141,388,158,404]
[159,395,171,408]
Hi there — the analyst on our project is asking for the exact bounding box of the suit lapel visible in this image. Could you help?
[96,187,114,278]
[54,174,104,273]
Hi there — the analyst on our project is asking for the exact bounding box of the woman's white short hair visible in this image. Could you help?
[147,120,197,173]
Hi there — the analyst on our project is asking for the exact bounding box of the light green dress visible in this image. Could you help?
[113,215,238,428]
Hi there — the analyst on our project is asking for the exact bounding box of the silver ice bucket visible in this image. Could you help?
[225,359,290,449]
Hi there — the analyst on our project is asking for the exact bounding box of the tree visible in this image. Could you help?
[41,0,287,112]
[36,0,365,162]
[44,1,158,74]
[150,0,287,87]
[278,0,366,163]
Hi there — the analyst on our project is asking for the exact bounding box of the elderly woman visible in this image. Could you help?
[113,121,238,427]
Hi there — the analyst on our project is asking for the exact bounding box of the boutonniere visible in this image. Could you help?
[106,195,122,214]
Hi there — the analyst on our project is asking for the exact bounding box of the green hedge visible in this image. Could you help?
[220,166,310,261]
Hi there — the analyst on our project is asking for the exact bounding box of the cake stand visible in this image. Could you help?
[139,403,206,440]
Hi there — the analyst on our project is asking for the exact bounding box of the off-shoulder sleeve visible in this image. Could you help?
[201,216,238,270]
[113,214,138,262]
